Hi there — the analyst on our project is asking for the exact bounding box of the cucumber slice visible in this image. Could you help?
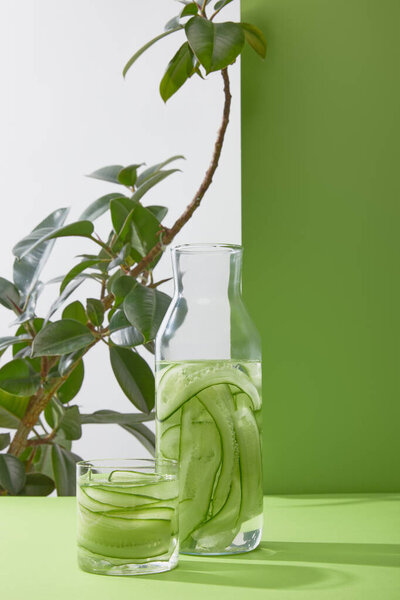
[192,459,241,550]
[233,393,263,522]
[142,497,179,510]
[78,486,119,512]
[178,398,221,543]
[107,470,161,484]
[103,507,174,521]
[157,362,261,421]
[159,424,180,459]
[198,384,237,516]
[84,479,177,504]
[77,505,173,559]
[83,486,161,508]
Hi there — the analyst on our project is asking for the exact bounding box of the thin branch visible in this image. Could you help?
[129,68,231,280]
[210,7,223,21]
[8,340,98,457]
[149,277,173,289]
[100,278,106,300]
[29,430,57,447]
[88,236,116,258]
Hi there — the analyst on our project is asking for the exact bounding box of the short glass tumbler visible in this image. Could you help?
[76,458,179,575]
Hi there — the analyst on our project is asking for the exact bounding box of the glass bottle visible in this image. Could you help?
[156,244,262,555]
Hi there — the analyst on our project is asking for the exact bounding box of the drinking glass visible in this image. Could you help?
[76,458,179,575]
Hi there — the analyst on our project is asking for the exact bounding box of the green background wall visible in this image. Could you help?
[241,0,400,493]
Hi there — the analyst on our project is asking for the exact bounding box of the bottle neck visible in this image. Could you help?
[172,246,242,302]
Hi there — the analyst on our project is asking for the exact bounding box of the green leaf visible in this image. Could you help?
[44,397,65,429]
[51,445,80,496]
[214,0,233,10]
[87,165,123,184]
[57,359,84,403]
[80,409,154,425]
[129,205,161,262]
[108,243,131,270]
[59,406,82,440]
[106,269,125,294]
[0,433,10,451]
[123,27,183,78]
[111,276,136,299]
[60,259,107,293]
[13,319,44,357]
[241,22,267,59]
[86,298,104,327]
[0,359,40,396]
[0,277,20,311]
[109,310,144,347]
[165,16,181,31]
[0,455,26,495]
[46,221,94,240]
[181,2,198,17]
[13,208,69,300]
[62,301,87,325]
[18,473,55,496]
[136,155,184,187]
[117,164,144,188]
[111,326,144,348]
[146,206,169,222]
[32,320,95,357]
[0,335,30,353]
[123,285,171,342]
[185,16,245,73]
[132,169,181,203]
[160,42,196,102]
[110,197,136,237]
[58,349,85,377]
[46,277,88,322]
[109,347,155,413]
[121,423,155,456]
[11,283,44,325]
[0,390,29,428]
[144,340,155,355]
[108,309,130,332]
[14,221,94,260]
[79,193,128,221]
[0,407,19,428]
[33,442,60,479]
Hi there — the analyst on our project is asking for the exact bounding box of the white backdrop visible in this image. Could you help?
[0,0,241,459]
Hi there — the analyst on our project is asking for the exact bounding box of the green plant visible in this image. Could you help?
[0,0,265,496]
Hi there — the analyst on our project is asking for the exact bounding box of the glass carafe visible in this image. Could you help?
[156,244,263,555]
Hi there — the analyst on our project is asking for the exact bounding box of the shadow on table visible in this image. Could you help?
[147,555,352,590]
[241,542,400,569]
[146,539,400,590]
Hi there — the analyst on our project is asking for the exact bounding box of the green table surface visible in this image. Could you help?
[1,494,399,600]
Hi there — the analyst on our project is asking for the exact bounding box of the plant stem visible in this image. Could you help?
[130,68,231,280]
[100,68,231,309]
[89,236,115,258]
[8,340,98,457]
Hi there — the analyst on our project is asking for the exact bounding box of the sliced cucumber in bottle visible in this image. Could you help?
[197,384,237,516]
[178,397,221,543]
[157,362,261,421]
[233,393,263,522]
[156,359,263,554]
[192,459,241,550]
